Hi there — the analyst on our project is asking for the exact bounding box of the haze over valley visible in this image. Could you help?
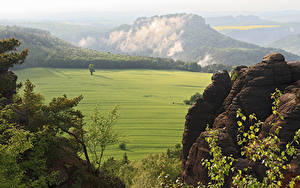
[1,1,300,187]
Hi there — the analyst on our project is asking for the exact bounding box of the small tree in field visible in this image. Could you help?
[85,105,121,171]
[88,64,95,75]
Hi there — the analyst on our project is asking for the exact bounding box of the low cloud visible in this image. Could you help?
[104,15,188,56]
[197,54,215,66]
[78,36,97,48]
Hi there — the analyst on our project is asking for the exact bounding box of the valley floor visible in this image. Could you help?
[16,68,211,160]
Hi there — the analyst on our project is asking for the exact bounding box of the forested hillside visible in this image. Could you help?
[0,26,201,71]
[14,21,109,46]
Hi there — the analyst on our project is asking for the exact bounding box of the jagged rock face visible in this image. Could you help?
[97,13,210,61]
[182,70,231,171]
[260,80,300,149]
[182,53,300,186]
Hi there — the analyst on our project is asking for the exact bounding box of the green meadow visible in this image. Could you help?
[15,68,212,161]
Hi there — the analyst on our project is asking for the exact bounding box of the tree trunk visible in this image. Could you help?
[97,147,105,172]
[63,129,93,173]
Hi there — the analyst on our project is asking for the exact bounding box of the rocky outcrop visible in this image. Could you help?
[182,53,300,186]
[48,137,125,188]
[182,70,231,170]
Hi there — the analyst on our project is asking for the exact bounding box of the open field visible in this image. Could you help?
[15,68,212,161]
[213,25,280,31]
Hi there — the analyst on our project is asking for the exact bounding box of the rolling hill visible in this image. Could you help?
[268,34,300,56]
[207,15,300,46]
[206,15,277,26]
[13,21,110,46]
[81,13,299,66]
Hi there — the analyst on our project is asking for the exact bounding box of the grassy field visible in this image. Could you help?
[15,68,212,161]
[213,25,280,31]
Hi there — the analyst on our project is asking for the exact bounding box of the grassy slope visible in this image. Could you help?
[15,68,212,161]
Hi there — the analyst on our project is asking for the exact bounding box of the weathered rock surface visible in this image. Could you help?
[182,70,231,170]
[182,53,300,186]
[48,137,125,188]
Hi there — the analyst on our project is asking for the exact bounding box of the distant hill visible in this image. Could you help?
[207,15,300,46]
[0,21,111,46]
[257,10,300,23]
[218,23,300,46]
[268,34,300,56]
[82,13,299,66]
[0,26,197,71]
[206,15,277,26]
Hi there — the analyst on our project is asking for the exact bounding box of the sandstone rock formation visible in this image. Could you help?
[182,70,232,171]
[80,13,300,66]
[182,53,300,186]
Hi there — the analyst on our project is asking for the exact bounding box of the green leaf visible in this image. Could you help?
[237,121,242,127]
[242,116,246,121]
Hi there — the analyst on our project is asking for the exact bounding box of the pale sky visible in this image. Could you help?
[1,0,300,18]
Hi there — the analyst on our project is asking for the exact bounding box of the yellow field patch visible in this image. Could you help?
[213,25,281,31]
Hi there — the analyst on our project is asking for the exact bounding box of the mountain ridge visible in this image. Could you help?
[83,13,299,66]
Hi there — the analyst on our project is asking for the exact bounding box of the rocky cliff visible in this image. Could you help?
[182,53,300,186]
[82,13,299,66]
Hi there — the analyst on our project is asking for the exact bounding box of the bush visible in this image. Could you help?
[184,92,203,105]
[131,153,182,188]
[102,157,123,178]
[119,143,126,150]
[101,144,182,188]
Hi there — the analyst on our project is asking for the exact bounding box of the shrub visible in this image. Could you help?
[184,92,203,105]
[101,144,182,188]
[119,143,126,150]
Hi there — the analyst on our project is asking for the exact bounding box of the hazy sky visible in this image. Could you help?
[1,0,300,18]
